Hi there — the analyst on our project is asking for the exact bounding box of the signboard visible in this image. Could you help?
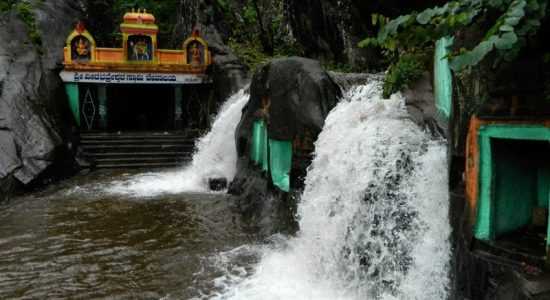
[59,71,211,85]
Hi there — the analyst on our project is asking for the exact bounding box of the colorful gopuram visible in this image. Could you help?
[60,9,212,131]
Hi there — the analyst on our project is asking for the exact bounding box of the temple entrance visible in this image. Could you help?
[107,85,174,131]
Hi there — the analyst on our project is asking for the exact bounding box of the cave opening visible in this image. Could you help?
[490,138,550,258]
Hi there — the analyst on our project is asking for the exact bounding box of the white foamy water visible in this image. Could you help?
[211,81,450,299]
[105,88,249,196]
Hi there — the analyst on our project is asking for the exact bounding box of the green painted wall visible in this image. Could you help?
[65,83,80,126]
[268,139,292,192]
[434,37,453,119]
[251,120,268,171]
[250,120,293,192]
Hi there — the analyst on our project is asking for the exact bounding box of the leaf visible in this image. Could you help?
[358,38,377,48]
[487,35,500,44]
[508,1,526,18]
[378,15,411,41]
[450,40,494,70]
[379,15,387,26]
[416,9,433,24]
[499,24,514,31]
[372,13,378,25]
[456,12,469,24]
[471,41,494,63]
[505,17,521,25]
[495,31,517,49]
[525,0,539,12]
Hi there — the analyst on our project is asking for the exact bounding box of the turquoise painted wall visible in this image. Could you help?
[65,83,80,126]
[250,120,293,192]
[251,120,269,171]
[434,37,453,119]
[474,125,550,240]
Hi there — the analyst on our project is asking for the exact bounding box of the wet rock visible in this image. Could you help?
[235,56,340,144]
[283,0,376,69]
[229,57,340,234]
[402,71,447,137]
[201,24,246,105]
[0,1,81,196]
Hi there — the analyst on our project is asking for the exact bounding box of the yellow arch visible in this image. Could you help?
[65,29,96,62]
[182,36,210,66]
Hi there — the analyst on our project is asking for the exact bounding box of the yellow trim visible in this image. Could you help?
[182,36,210,66]
[65,29,96,62]
[120,23,159,31]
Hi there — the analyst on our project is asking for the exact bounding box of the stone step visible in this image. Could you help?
[80,131,201,140]
[95,162,183,169]
[81,144,194,153]
[93,156,190,164]
[79,131,196,169]
[80,139,195,145]
[86,152,192,158]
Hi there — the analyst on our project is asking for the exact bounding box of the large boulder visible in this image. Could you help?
[229,57,341,234]
[0,1,82,202]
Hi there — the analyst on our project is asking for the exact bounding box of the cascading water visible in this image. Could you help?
[210,80,450,299]
[105,88,249,196]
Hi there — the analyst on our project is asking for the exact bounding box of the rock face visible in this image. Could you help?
[0,1,82,201]
[283,0,445,70]
[283,0,376,69]
[229,57,341,234]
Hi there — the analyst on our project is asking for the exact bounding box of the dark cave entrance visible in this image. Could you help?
[489,138,550,258]
[107,84,175,131]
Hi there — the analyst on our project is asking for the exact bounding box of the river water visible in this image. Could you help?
[0,81,450,299]
[0,169,258,299]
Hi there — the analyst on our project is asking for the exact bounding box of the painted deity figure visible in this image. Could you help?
[190,43,200,64]
[75,38,89,56]
[131,39,149,60]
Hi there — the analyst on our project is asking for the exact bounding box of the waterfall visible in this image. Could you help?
[105,88,249,196]
[212,81,450,299]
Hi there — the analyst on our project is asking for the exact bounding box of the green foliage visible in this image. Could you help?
[217,0,301,73]
[228,39,270,74]
[0,0,15,12]
[360,0,549,71]
[217,0,228,11]
[383,51,431,98]
[15,1,42,53]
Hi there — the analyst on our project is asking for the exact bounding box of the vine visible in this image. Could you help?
[360,0,549,71]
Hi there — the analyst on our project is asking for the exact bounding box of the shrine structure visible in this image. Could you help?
[60,9,212,131]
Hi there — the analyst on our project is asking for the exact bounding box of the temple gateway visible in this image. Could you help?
[60,10,212,132]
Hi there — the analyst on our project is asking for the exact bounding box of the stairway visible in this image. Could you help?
[79,132,197,169]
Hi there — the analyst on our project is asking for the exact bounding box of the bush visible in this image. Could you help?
[383,51,430,98]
